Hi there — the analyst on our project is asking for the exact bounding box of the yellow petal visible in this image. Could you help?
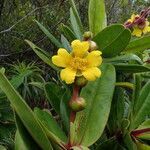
[132,28,142,37]
[143,26,150,34]
[82,67,101,81]
[71,40,89,57]
[60,68,76,84]
[86,51,102,67]
[131,14,136,22]
[52,48,71,67]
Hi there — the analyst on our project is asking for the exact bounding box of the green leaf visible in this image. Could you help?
[95,138,126,150]
[0,71,52,150]
[61,34,71,51]
[125,35,150,53]
[34,108,67,143]
[114,64,150,73]
[69,0,83,33]
[44,82,65,114]
[61,24,76,41]
[104,54,143,64]
[71,146,90,150]
[88,0,107,36]
[0,145,7,150]
[75,63,116,146]
[60,90,71,132]
[15,114,40,150]
[137,119,150,130]
[131,81,150,129]
[70,8,83,40]
[93,24,131,57]
[15,131,30,150]
[35,20,62,48]
[25,40,58,71]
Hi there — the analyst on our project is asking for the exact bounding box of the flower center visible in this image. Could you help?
[69,57,88,71]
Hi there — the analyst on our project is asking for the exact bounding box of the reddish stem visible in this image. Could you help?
[131,128,150,138]
[69,85,80,123]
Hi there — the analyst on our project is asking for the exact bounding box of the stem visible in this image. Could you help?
[69,85,80,123]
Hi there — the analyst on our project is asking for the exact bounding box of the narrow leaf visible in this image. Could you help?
[35,20,62,48]
[70,8,82,40]
[25,40,58,71]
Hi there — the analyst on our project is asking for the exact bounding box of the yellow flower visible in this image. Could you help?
[127,14,150,37]
[132,21,150,37]
[52,40,102,84]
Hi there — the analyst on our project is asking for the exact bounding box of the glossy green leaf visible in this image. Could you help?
[89,0,107,36]
[114,64,150,73]
[25,40,58,71]
[70,8,82,40]
[0,145,7,150]
[71,146,89,150]
[34,108,67,143]
[75,63,116,146]
[131,81,150,129]
[0,70,52,150]
[44,82,65,114]
[125,35,150,53]
[35,20,62,48]
[104,54,142,64]
[61,24,76,41]
[93,24,131,57]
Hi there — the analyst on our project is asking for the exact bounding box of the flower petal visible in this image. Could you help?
[132,28,142,37]
[71,40,89,57]
[143,26,150,34]
[82,67,101,81]
[60,68,76,84]
[52,48,71,67]
[86,51,102,67]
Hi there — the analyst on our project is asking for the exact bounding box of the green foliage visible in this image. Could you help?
[88,0,107,35]
[74,64,116,146]
[93,25,131,57]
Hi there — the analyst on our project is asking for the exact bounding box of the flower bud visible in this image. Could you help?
[69,97,86,112]
[75,76,88,87]
[83,31,93,41]
[89,41,98,52]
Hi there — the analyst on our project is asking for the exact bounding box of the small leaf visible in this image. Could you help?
[93,24,131,57]
[125,35,150,53]
[35,20,62,48]
[89,0,107,36]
